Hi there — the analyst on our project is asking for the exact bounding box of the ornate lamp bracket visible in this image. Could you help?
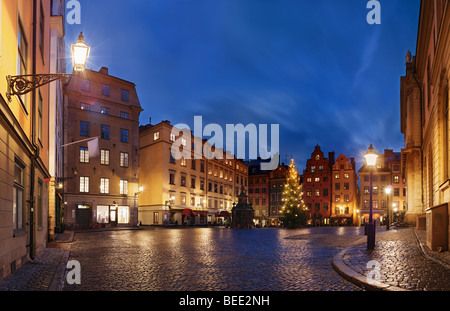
[6,73,72,101]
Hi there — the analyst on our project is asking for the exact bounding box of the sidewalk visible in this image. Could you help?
[0,227,140,291]
[332,227,450,291]
[0,232,73,291]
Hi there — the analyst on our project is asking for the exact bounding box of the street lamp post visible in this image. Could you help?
[385,186,392,230]
[364,145,378,250]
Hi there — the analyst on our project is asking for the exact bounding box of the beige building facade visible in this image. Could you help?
[62,67,142,229]
[401,0,450,250]
[138,121,248,226]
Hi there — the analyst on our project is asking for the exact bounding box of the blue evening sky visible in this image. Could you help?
[65,0,421,171]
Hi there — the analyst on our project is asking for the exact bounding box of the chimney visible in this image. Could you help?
[99,67,109,75]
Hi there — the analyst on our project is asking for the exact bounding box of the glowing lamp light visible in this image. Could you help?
[139,186,144,192]
[71,32,90,72]
[364,144,378,167]
[385,186,392,195]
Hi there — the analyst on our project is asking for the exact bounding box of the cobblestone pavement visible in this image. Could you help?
[0,247,69,291]
[63,227,364,291]
[338,227,450,291]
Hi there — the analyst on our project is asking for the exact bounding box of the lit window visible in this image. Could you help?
[80,147,89,163]
[315,177,320,182]
[120,152,129,167]
[394,175,399,183]
[154,132,160,141]
[120,180,128,195]
[100,178,109,194]
[170,133,176,142]
[100,149,110,165]
[80,177,89,193]
[81,103,90,111]
[101,107,110,115]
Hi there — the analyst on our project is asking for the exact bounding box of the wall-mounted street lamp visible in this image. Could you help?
[6,32,90,101]
[364,144,378,250]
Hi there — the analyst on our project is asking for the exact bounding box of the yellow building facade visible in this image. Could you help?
[0,0,52,279]
[138,121,248,226]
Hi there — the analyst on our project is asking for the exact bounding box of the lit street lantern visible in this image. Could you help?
[71,32,90,72]
[364,144,378,250]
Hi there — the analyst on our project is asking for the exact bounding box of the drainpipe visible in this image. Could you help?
[28,0,39,260]
[412,68,424,214]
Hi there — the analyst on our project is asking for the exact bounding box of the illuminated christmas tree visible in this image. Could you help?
[282,158,307,228]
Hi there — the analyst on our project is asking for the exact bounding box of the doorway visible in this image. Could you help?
[110,206,117,227]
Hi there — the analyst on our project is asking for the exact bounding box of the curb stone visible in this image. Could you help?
[332,247,410,291]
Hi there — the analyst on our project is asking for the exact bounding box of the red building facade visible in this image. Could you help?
[302,145,335,226]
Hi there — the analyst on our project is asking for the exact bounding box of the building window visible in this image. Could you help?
[101,125,110,140]
[101,84,110,96]
[364,186,370,194]
[315,177,320,182]
[181,157,186,167]
[169,172,175,185]
[344,173,349,179]
[393,175,399,184]
[306,190,312,197]
[13,160,25,231]
[181,175,187,187]
[170,133,176,142]
[81,103,90,111]
[191,177,196,189]
[394,188,400,196]
[319,165,324,171]
[344,182,349,190]
[121,89,129,101]
[100,178,110,194]
[100,149,110,165]
[81,79,90,91]
[315,155,320,160]
[335,195,340,202]
[80,147,89,163]
[307,178,312,183]
[335,183,340,190]
[17,20,28,109]
[311,166,316,172]
[80,121,90,136]
[80,177,89,193]
[120,129,129,143]
[323,188,328,197]
[315,203,320,211]
[120,152,129,167]
[315,189,320,197]
[154,132,160,141]
[344,194,350,202]
[120,180,128,195]
[120,112,129,119]
[323,203,329,211]
[100,107,110,115]
[191,159,196,170]
[335,174,340,179]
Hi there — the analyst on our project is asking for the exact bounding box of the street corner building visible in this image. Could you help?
[62,67,143,229]
[401,0,450,251]
[0,0,66,280]
[138,120,248,227]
